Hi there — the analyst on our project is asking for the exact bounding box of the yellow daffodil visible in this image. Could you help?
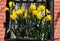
[32,10,38,16]
[24,13,27,18]
[30,4,36,11]
[24,9,28,18]
[37,5,45,12]
[10,14,17,20]
[5,7,9,11]
[24,9,30,18]
[45,15,52,21]
[9,1,13,7]
[21,6,25,12]
[16,9,23,15]
[36,13,43,19]
[46,9,50,15]
[13,2,15,6]
[9,1,15,7]
[12,10,16,15]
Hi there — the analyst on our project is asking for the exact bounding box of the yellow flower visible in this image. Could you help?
[10,14,17,20]
[11,10,17,20]
[21,6,25,12]
[5,7,9,11]
[32,10,38,16]
[9,1,15,7]
[24,13,28,18]
[24,9,29,18]
[37,5,45,12]
[13,2,15,6]
[12,10,16,15]
[46,9,50,15]
[30,4,36,11]
[24,9,28,18]
[16,9,23,15]
[36,13,43,19]
[45,15,52,21]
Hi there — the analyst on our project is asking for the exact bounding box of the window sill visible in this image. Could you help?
[6,38,51,41]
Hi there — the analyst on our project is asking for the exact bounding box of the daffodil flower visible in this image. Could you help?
[30,4,36,11]
[36,13,43,20]
[45,15,52,21]
[21,6,25,12]
[37,5,45,12]
[24,9,29,18]
[10,14,17,20]
[12,10,16,15]
[16,9,23,15]
[46,9,50,15]
[24,13,28,18]
[9,1,15,7]
[32,10,38,16]
[5,7,9,11]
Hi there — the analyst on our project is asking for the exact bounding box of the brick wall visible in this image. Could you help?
[0,0,60,41]
[0,0,6,41]
[54,0,60,41]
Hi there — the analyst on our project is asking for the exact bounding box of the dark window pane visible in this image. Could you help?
[43,0,45,1]
[23,0,27,1]
[29,0,34,2]
[38,0,42,2]
[15,0,20,1]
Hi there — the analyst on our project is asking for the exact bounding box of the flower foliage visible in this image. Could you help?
[6,1,52,40]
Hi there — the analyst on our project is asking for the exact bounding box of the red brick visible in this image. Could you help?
[0,25,4,28]
[1,0,6,2]
[0,38,4,41]
[1,7,6,11]
[54,22,60,27]
[0,28,5,32]
[0,3,6,9]
[54,0,60,41]
[54,1,60,3]
[0,17,6,22]
[54,35,60,39]
[54,39,60,41]
[54,7,60,11]
[0,21,4,23]
[0,11,5,14]
[0,14,5,17]
[0,4,6,8]
[54,8,60,12]
[0,0,7,41]
[55,0,60,2]
[54,4,60,7]
[0,33,5,36]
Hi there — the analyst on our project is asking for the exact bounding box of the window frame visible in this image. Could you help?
[5,0,54,41]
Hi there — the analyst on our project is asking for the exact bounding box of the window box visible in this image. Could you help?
[5,0,54,41]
